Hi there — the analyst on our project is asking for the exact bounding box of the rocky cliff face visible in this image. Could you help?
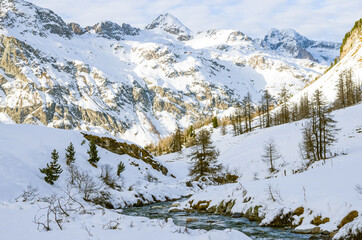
[340,19,362,60]
[0,0,340,145]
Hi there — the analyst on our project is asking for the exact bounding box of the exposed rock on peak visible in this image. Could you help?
[85,21,139,40]
[261,28,340,64]
[0,0,73,38]
[67,22,86,35]
[146,13,192,41]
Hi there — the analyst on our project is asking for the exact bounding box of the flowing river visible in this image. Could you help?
[123,200,328,240]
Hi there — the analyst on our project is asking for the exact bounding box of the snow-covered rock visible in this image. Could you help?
[0,0,340,146]
[260,28,340,64]
[145,13,192,40]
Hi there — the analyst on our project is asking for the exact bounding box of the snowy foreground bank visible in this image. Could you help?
[0,123,251,239]
[0,200,250,240]
[1,104,362,239]
[168,103,362,239]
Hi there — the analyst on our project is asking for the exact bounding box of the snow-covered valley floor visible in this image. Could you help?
[165,103,362,239]
[1,103,362,239]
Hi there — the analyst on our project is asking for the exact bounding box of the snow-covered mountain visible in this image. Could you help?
[0,0,340,145]
[259,28,340,64]
[288,22,362,104]
[145,13,192,41]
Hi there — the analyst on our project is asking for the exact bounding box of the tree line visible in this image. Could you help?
[40,141,125,185]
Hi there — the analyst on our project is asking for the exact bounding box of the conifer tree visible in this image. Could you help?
[242,92,253,132]
[262,138,281,173]
[189,129,221,180]
[40,149,63,185]
[262,90,273,127]
[87,141,100,167]
[336,72,346,108]
[212,116,218,128]
[301,90,339,164]
[279,85,290,124]
[171,125,183,152]
[65,142,76,166]
[220,120,227,135]
[117,161,125,176]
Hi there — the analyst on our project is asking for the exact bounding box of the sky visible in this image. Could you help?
[27,0,362,42]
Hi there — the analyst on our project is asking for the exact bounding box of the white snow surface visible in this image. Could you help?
[0,201,249,240]
[164,103,362,237]
[0,122,252,239]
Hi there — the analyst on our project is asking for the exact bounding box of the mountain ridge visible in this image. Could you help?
[0,0,341,146]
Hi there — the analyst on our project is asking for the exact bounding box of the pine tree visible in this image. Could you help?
[171,125,183,152]
[65,142,76,166]
[117,161,125,176]
[301,90,339,164]
[187,125,195,138]
[220,120,227,135]
[262,90,273,127]
[212,116,218,128]
[336,72,346,108]
[345,69,355,106]
[40,149,63,185]
[242,92,253,132]
[299,93,310,119]
[262,138,281,173]
[189,129,221,181]
[87,141,100,167]
[279,85,290,124]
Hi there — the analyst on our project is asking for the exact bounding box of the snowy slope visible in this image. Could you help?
[0,0,340,146]
[0,123,190,206]
[0,123,251,240]
[289,31,362,104]
[260,28,340,64]
[165,103,362,237]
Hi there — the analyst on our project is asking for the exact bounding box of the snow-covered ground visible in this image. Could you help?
[0,123,190,205]
[1,95,362,239]
[164,103,362,238]
[0,123,252,239]
[0,200,249,240]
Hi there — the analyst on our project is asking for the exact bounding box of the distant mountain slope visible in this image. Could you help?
[0,0,340,145]
[259,28,340,64]
[289,19,362,104]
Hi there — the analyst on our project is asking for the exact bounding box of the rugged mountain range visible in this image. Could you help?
[0,0,341,145]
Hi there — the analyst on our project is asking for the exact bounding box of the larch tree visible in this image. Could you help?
[301,89,339,165]
[262,90,273,127]
[189,129,221,181]
[262,138,281,173]
[171,125,183,152]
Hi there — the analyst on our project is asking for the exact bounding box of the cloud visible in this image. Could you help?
[27,0,362,42]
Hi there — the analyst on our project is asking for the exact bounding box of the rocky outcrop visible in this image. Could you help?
[67,22,86,35]
[0,0,73,38]
[82,133,170,176]
[86,21,139,40]
[260,28,340,63]
[340,19,362,59]
[146,13,192,40]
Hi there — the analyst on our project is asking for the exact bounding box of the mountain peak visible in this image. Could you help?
[0,0,73,39]
[265,28,309,45]
[85,21,139,40]
[145,13,192,41]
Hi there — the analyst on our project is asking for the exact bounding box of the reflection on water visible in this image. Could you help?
[123,200,327,240]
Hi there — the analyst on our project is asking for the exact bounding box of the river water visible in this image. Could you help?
[123,200,327,240]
